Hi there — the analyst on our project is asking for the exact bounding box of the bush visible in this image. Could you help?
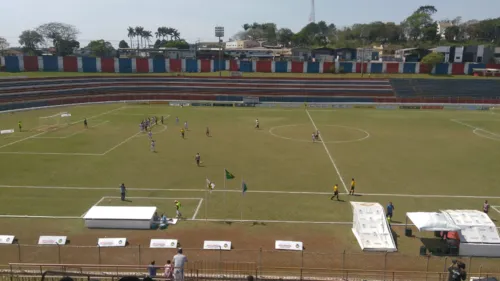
[328,64,336,74]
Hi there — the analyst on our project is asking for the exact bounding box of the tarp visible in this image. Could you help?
[442,210,500,244]
[406,212,461,232]
[350,202,397,252]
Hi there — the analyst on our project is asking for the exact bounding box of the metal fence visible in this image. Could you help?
[1,244,500,278]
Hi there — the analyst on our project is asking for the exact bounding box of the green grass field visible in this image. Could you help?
[1,104,500,271]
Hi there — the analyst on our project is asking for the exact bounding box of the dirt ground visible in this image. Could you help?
[1,219,499,276]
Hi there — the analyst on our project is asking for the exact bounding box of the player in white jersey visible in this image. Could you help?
[176,117,179,125]
[184,121,188,131]
[150,140,156,152]
[312,133,316,142]
[148,130,153,140]
[255,119,259,129]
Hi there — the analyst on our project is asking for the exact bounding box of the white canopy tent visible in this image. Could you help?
[350,202,397,252]
[405,210,500,257]
[406,212,461,232]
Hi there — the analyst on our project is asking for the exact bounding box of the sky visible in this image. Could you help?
[1,0,499,47]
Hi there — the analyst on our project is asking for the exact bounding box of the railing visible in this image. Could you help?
[1,245,500,278]
[1,262,500,281]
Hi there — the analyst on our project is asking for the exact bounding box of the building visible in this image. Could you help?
[291,48,311,61]
[311,47,336,62]
[395,48,431,62]
[437,22,453,39]
[225,40,260,49]
[434,45,496,63]
[225,48,276,60]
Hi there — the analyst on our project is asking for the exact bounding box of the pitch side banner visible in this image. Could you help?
[98,238,127,247]
[0,235,15,244]
[150,239,178,249]
[38,236,67,245]
[203,240,231,251]
[275,240,303,251]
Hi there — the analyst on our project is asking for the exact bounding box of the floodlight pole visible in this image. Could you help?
[215,26,225,77]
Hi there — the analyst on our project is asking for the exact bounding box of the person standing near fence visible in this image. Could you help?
[120,183,126,201]
[173,248,188,281]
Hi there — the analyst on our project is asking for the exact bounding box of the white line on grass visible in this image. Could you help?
[1,184,499,199]
[451,119,500,137]
[0,151,102,156]
[305,109,349,193]
[192,198,203,220]
[101,115,169,155]
[102,196,202,200]
[0,106,126,150]
[0,215,81,219]
[491,206,500,215]
[35,120,110,139]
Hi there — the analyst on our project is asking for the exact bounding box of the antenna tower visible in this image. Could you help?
[309,0,316,23]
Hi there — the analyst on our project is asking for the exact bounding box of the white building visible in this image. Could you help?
[225,40,260,49]
[437,22,453,39]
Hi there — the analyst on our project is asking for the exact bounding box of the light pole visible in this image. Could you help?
[215,26,224,77]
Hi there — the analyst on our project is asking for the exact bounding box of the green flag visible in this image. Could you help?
[242,181,248,195]
[225,169,235,180]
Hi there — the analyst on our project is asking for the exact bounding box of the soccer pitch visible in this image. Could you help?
[1,103,500,270]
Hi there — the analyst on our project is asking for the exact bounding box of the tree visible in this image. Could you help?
[0,37,9,56]
[56,39,80,56]
[163,40,189,49]
[142,30,152,47]
[444,25,461,41]
[119,40,129,48]
[134,26,144,48]
[127,27,135,48]
[421,52,444,67]
[36,22,79,46]
[277,28,294,47]
[18,30,44,54]
[87,40,115,57]
[402,6,437,41]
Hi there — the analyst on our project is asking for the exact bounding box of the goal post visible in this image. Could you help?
[38,112,72,131]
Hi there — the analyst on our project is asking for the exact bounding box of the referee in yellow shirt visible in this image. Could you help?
[330,184,340,201]
[349,178,356,195]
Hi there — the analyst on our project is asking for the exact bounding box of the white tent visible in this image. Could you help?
[406,212,461,232]
[405,210,500,257]
[350,202,397,252]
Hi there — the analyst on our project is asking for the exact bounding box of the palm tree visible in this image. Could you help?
[134,26,144,49]
[172,30,180,41]
[127,27,135,48]
[160,26,168,40]
[143,30,153,47]
[155,27,162,39]
[166,27,174,41]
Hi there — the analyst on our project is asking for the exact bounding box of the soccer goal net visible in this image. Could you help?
[38,112,72,131]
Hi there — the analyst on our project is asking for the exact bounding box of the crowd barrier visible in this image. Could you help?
[1,245,500,279]
[2,56,500,75]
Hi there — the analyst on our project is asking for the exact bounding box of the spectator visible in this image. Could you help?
[484,200,490,214]
[173,248,188,281]
[448,260,467,281]
[148,261,157,277]
[164,260,174,279]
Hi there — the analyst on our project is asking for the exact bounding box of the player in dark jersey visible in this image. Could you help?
[84,118,88,128]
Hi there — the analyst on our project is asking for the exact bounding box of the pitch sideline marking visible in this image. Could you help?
[0,106,126,150]
[192,198,204,220]
[306,110,349,193]
[491,206,500,215]
[0,184,499,199]
[451,119,500,141]
[268,124,370,144]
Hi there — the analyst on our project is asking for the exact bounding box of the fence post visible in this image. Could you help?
[57,244,61,264]
[138,245,142,266]
[469,256,472,273]
[425,255,430,281]
[98,245,101,264]
[301,250,304,268]
[17,244,21,263]
[258,247,262,277]
[443,256,448,273]
[383,252,387,281]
